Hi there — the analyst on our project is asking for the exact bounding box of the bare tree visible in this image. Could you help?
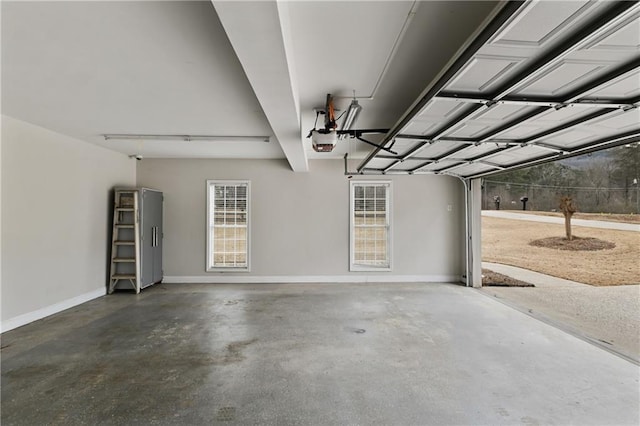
[559,196,577,240]
[613,144,640,209]
[582,158,615,208]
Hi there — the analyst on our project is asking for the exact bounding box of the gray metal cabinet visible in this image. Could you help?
[109,188,163,293]
[140,188,163,288]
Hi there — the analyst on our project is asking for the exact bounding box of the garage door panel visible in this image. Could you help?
[392,159,432,172]
[543,110,640,147]
[583,11,640,51]
[400,121,439,137]
[542,129,596,148]
[447,55,525,93]
[587,109,640,131]
[418,140,469,158]
[366,158,396,171]
[499,106,598,139]
[448,143,506,160]
[444,121,493,138]
[389,138,427,157]
[453,163,497,177]
[486,1,598,48]
[414,99,466,120]
[488,145,550,165]
[417,160,460,172]
[584,70,640,99]
[514,59,614,97]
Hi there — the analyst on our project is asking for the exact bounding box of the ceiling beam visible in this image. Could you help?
[212,1,308,172]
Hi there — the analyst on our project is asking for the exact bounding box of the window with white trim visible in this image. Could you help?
[350,181,391,271]
[207,181,250,271]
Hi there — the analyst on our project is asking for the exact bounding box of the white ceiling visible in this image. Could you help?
[1,0,502,171]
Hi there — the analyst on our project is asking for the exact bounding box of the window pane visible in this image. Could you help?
[352,183,390,268]
[364,186,374,198]
[364,199,374,212]
[209,182,249,269]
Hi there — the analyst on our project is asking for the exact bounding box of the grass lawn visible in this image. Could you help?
[482,216,640,286]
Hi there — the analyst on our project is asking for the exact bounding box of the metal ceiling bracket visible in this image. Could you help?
[394,134,433,141]
[343,153,361,177]
[355,136,398,155]
[435,92,638,110]
[337,129,390,136]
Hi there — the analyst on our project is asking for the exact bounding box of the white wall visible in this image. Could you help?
[1,116,136,331]
[137,158,465,282]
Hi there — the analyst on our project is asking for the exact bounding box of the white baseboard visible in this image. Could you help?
[1,288,105,333]
[163,275,460,284]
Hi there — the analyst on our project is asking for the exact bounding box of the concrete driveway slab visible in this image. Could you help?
[483,262,640,364]
[484,262,588,288]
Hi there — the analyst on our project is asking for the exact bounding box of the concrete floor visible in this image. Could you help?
[2,283,639,425]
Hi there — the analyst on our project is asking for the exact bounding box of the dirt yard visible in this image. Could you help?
[482,216,640,286]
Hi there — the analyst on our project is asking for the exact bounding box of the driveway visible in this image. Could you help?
[483,262,640,364]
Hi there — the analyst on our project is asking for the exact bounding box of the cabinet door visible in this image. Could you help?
[141,190,155,287]
[141,189,163,286]
[151,192,163,283]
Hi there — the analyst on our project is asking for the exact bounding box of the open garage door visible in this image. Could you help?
[348,0,640,286]
[353,1,639,177]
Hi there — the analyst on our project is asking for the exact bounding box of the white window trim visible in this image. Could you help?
[206,180,251,272]
[349,180,392,272]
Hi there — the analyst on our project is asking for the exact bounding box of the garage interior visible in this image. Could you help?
[2,1,639,424]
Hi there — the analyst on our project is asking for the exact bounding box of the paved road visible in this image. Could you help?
[482,210,640,232]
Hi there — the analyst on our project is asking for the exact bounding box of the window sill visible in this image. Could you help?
[206,267,251,273]
[349,265,392,272]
